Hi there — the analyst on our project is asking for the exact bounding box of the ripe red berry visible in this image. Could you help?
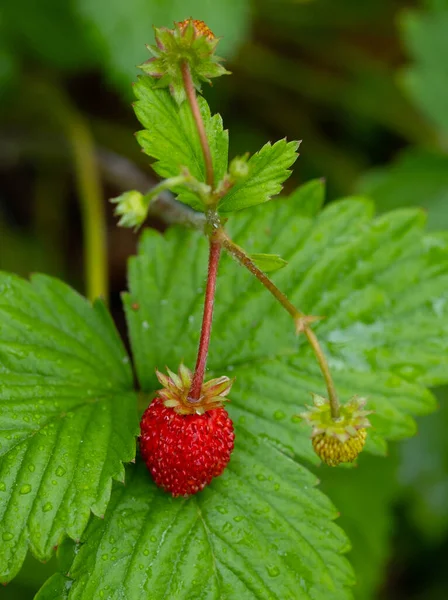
[139,366,235,497]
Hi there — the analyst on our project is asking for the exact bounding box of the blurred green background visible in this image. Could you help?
[1,0,447,598]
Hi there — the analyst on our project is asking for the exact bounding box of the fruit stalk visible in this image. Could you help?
[181,60,214,188]
[188,237,221,402]
[217,228,341,419]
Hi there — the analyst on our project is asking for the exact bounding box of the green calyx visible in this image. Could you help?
[301,394,372,443]
[139,19,230,105]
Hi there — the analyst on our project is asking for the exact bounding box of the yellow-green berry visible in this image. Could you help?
[312,429,367,466]
[300,394,372,466]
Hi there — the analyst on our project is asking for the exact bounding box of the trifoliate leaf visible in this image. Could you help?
[358,149,448,231]
[0,274,139,583]
[251,253,288,273]
[134,76,228,210]
[400,7,448,138]
[38,443,353,600]
[218,140,300,213]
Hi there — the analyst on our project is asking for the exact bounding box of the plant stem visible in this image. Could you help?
[188,237,221,403]
[65,110,108,303]
[217,228,341,418]
[304,328,340,419]
[181,61,214,188]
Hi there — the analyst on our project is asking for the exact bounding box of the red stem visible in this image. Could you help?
[188,238,221,402]
[181,61,214,188]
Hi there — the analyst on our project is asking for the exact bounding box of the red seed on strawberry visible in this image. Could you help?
[140,365,235,497]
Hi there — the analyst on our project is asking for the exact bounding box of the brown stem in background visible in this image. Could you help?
[181,61,214,188]
[188,237,221,403]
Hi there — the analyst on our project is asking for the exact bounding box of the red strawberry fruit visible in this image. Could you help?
[140,365,235,497]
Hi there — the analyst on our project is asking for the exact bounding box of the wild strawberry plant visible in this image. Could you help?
[1,19,447,599]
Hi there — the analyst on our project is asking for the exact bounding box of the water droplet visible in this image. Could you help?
[0,482,6,491]
[273,410,285,421]
[142,321,150,330]
[43,502,53,512]
[56,466,66,477]
[222,522,232,533]
[101,554,109,561]
[256,473,266,482]
[122,356,130,364]
[20,484,32,495]
[143,549,149,556]
[28,464,35,473]
[111,547,118,554]
[109,536,116,544]
[139,564,144,570]
[2,532,14,541]
[273,483,280,491]
[233,515,244,523]
[290,415,301,423]
[216,506,228,515]
[267,565,280,578]
[149,536,157,543]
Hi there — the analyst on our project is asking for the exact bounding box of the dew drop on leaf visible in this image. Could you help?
[28,464,35,472]
[222,522,232,533]
[56,466,66,477]
[266,565,280,578]
[43,502,53,512]
[20,484,32,495]
[2,532,14,542]
[273,410,286,420]
[0,482,6,491]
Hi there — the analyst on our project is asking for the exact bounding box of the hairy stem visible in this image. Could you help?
[217,228,340,418]
[181,61,214,188]
[188,237,221,402]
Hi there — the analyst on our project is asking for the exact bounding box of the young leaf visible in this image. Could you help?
[37,443,353,600]
[218,139,300,213]
[134,76,228,210]
[0,274,139,583]
[251,253,288,273]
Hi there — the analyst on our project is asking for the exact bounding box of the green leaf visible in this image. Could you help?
[38,449,353,600]
[76,0,250,93]
[320,454,400,600]
[1,0,97,71]
[400,7,448,138]
[398,386,448,542]
[357,149,448,231]
[287,178,326,218]
[218,140,300,213]
[125,186,448,460]
[251,253,288,273]
[0,274,139,582]
[134,76,228,210]
[117,184,447,597]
